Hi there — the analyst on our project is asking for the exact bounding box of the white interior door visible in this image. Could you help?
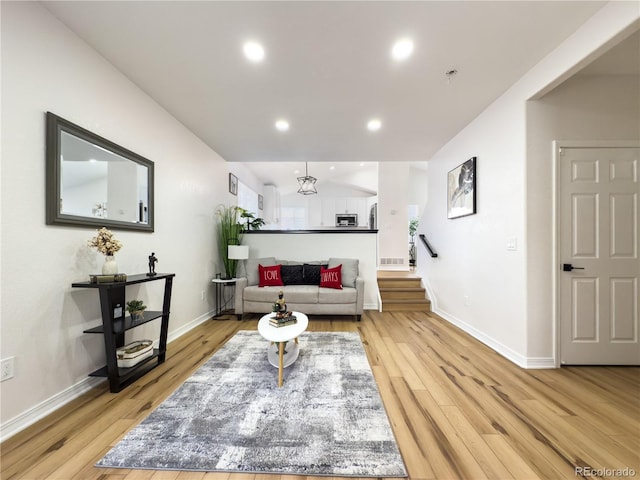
[559,145,640,365]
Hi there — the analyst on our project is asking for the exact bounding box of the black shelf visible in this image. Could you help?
[83,310,164,334]
[88,348,162,378]
[72,272,174,288]
[73,273,175,393]
[88,349,164,392]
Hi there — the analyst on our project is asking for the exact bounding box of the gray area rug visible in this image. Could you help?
[97,330,407,477]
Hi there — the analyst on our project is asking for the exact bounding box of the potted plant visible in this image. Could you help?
[239,208,265,231]
[216,205,265,278]
[216,205,245,279]
[126,299,147,321]
[409,218,419,267]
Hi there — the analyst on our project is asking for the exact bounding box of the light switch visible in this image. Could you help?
[506,237,517,251]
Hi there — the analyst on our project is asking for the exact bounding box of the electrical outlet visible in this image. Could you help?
[200,290,205,301]
[463,295,470,307]
[1,357,15,382]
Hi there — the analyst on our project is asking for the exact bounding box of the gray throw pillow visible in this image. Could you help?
[328,258,358,288]
[245,257,276,286]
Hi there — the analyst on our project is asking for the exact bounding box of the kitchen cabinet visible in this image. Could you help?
[320,198,335,227]
[262,185,281,225]
[307,196,322,227]
[310,197,369,227]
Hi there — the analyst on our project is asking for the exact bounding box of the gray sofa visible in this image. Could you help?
[234,257,363,321]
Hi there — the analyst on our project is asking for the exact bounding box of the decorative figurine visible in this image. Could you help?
[147,252,158,276]
[272,290,288,319]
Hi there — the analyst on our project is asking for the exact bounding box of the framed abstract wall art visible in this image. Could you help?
[447,157,476,219]
[229,173,238,195]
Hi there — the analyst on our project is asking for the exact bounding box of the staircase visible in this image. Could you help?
[377,271,431,312]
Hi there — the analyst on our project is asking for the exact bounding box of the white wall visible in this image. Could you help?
[378,161,410,269]
[408,165,429,222]
[420,100,529,362]
[526,74,640,359]
[417,2,639,367]
[0,2,234,438]
[229,163,264,199]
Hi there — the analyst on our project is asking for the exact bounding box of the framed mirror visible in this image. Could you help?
[46,112,154,232]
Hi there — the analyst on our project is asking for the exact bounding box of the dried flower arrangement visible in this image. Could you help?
[87,227,123,256]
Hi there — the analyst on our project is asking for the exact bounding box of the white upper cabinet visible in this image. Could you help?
[262,185,280,225]
[320,198,335,227]
[306,197,368,227]
[307,196,322,227]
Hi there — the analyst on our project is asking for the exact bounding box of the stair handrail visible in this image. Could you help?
[419,234,438,258]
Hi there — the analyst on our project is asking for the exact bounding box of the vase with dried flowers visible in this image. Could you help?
[88,227,123,274]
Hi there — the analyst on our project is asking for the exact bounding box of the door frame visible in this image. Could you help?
[553,139,640,367]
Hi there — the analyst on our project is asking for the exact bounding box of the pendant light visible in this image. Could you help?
[297,162,317,195]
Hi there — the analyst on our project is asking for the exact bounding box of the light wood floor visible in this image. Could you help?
[2,311,639,480]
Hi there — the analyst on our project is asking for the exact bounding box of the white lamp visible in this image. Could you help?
[228,245,249,260]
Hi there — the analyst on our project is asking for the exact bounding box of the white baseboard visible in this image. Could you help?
[166,309,216,344]
[0,376,105,443]
[523,357,557,369]
[432,307,555,369]
[0,309,216,443]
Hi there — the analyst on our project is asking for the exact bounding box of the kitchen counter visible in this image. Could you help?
[245,228,377,234]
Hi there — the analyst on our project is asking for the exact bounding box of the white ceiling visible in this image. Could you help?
[246,160,381,196]
[43,1,608,168]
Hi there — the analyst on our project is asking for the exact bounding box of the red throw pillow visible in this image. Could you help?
[259,264,283,287]
[320,264,342,289]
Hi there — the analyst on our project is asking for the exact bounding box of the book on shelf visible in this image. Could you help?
[89,273,127,283]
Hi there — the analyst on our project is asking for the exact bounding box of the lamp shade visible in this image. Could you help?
[228,245,249,260]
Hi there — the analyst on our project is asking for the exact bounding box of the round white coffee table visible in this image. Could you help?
[257,311,309,387]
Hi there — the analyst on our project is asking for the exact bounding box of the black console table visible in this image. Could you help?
[72,273,175,393]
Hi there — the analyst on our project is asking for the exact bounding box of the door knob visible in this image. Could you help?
[562,263,585,272]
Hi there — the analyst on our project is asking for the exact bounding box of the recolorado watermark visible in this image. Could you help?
[576,467,636,478]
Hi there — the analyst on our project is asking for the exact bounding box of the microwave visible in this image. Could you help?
[336,214,357,227]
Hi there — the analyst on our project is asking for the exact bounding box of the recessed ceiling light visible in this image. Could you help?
[360,162,365,166]
[275,119,289,131]
[329,166,335,170]
[243,41,265,62]
[392,38,414,61]
[367,119,382,131]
